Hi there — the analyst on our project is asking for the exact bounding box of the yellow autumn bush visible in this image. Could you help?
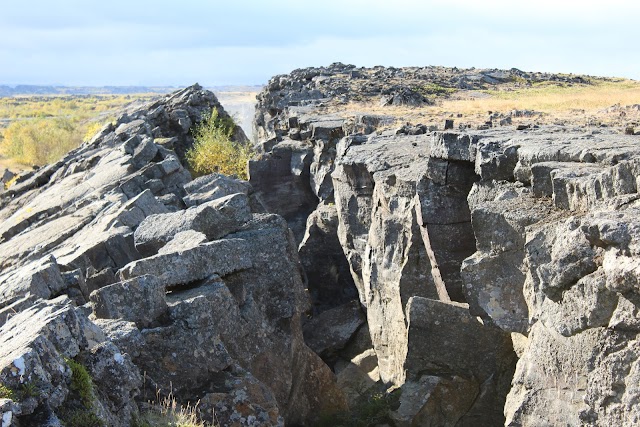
[186,108,252,180]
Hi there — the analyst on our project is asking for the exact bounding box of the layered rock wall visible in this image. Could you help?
[0,86,345,427]
[252,64,640,426]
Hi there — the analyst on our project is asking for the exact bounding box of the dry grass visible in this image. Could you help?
[0,154,30,173]
[136,389,214,427]
[327,79,640,130]
[0,94,157,121]
[450,79,640,114]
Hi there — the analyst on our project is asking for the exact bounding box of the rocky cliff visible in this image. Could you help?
[2,64,640,427]
[251,64,640,426]
[0,85,345,427]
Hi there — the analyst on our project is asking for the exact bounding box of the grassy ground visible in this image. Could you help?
[0,94,159,168]
[0,94,156,120]
[328,78,640,130]
[0,90,258,170]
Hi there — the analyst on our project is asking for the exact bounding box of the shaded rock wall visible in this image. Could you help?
[252,64,640,426]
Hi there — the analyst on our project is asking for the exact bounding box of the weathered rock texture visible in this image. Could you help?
[0,85,345,427]
[252,64,640,426]
[4,65,640,427]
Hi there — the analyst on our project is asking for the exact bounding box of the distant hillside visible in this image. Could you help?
[0,85,263,97]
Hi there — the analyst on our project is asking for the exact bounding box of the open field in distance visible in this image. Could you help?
[0,87,260,170]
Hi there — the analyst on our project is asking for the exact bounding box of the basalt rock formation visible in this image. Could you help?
[251,64,640,426]
[0,85,346,427]
[2,64,640,427]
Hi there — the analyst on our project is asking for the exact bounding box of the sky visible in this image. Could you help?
[1,0,639,86]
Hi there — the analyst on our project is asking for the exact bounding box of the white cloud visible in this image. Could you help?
[0,0,638,84]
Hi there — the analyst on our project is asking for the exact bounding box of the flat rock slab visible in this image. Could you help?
[391,374,478,427]
[134,192,251,256]
[119,238,252,286]
[0,256,65,310]
[303,301,365,359]
[430,131,477,162]
[157,230,208,255]
[90,274,168,328]
[183,173,252,207]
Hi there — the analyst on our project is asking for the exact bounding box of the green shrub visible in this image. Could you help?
[18,382,39,399]
[62,410,104,427]
[0,383,15,400]
[416,83,456,97]
[186,108,253,180]
[66,358,94,406]
[59,358,104,427]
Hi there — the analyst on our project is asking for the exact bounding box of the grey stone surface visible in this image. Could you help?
[251,66,640,426]
[0,86,344,427]
[90,275,167,328]
[156,229,208,255]
[298,202,358,313]
[119,238,252,286]
[390,375,478,427]
[0,297,139,426]
[303,301,365,361]
[130,215,347,425]
[182,173,252,207]
[7,67,640,427]
[133,192,251,256]
[197,372,284,427]
[335,348,380,406]
[405,297,516,426]
[461,181,553,333]
[430,131,478,162]
[248,139,317,243]
[0,256,65,310]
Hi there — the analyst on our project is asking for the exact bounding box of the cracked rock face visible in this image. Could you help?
[4,66,640,426]
[252,64,640,426]
[0,85,345,426]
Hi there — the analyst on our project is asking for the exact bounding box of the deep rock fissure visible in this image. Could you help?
[4,65,640,426]
[251,65,520,425]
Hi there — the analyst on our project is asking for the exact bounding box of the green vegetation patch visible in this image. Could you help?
[66,358,94,407]
[0,94,154,167]
[1,117,81,166]
[186,108,253,180]
[0,383,16,400]
[62,410,104,427]
[59,358,104,427]
[0,381,39,401]
[0,94,155,120]
[415,83,456,97]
